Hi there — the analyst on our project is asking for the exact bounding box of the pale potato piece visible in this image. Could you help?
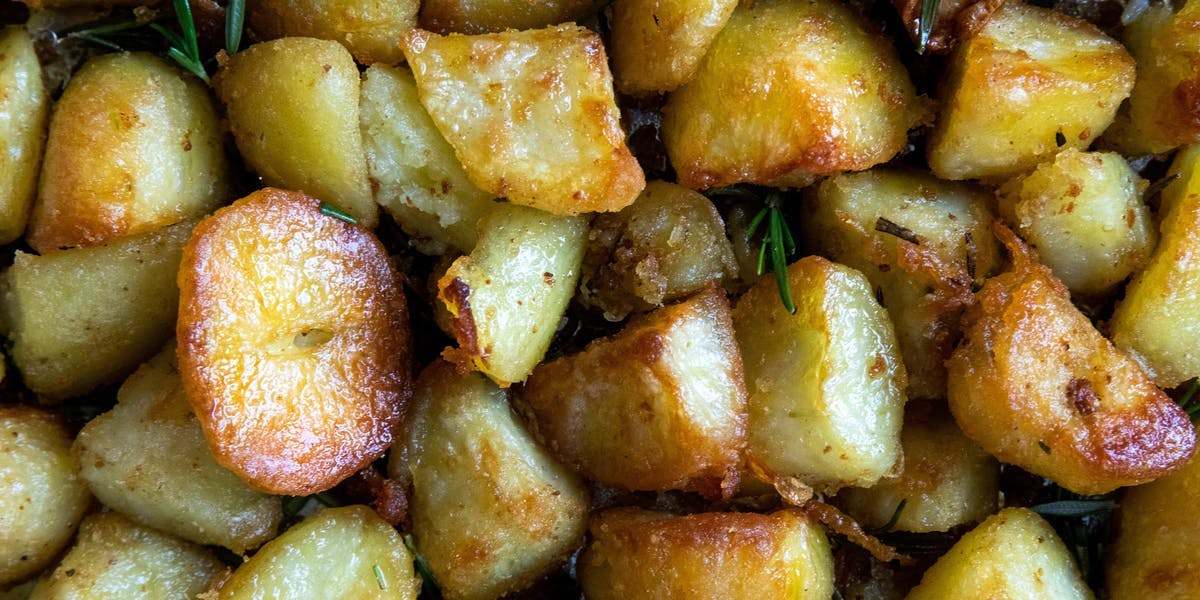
[801,168,1002,400]
[927,2,1135,181]
[906,508,1092,599]
[579,508,833,600]
[29,512,223,600]
[997,149,1154,297]
[359,64,496,252]
[0,408,90,586]
[437,204,586,386]
[1,220,192,400]
[398,361,589,600]
[419,0,596,34]
[400,25,645,215]
[733,256,907,492]
[177,189,410,495]
[28,52,228,253]
[947,225,1195,495]
[661,0,926,190]
[608,0,737,96]
[74,346,282,553]
[215,505,420,600]
[215,38,376,227]
[578,180,737,320]
[517,285,747,498]
[248,0,419,65]
[0,27,47,245]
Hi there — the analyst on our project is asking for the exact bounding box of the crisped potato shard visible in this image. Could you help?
[400,25,645,215]
[177,188,410,495]
[947,224,1195,495]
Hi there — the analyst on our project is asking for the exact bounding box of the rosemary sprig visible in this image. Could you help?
[152,0,207,81]
[917,0,941,54]
[1176,377,1200,419]
[226,0,246,55]
[1030,498,1118,518]
[320,202,359,224]
[746,193,796,313]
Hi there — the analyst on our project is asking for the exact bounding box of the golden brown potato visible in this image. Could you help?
[608,0,737,96]
[892,0,1003,54]
[1,220,193,400]
[74,346,282,553]
[28,52,227,253]
[419,0,596,34]
[734,256,907,493]
[517,285,746,498]
[177,188,410,495]
[661,0,926,190]
[578,181,737,320]
[927,2,1135,181]
[0,408,91,586]
[906,508,1092,599]
[248,0,418,65]
[0,27,47,246]
[400,25,645,215]
[579,508,833,599]
[397,361,589,600]
[215,38,376,226]
[947,225,1195,495]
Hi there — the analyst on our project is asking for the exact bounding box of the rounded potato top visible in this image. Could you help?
[248,0,419,65]
[177,188,411,495]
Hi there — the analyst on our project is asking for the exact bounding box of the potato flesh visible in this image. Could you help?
[0,27,46,246]
[248,0,418,65]
[419,0,597,34]
[608,0,737,96]
[734,256,907,492]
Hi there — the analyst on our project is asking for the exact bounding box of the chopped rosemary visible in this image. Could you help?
[319,202,359,224]
[372,564,388,591]
[403,534,440,593]
[1038,440,1052,454]
[1145,172,1182,201]
[964,231,977,283]
[875,217,920,245]
[876,498,908,533]
[1030,498,1118,518]
[917,0,941,54]
[226,0,246,55]
[1176,377,1200,419]
[746,193,796,313]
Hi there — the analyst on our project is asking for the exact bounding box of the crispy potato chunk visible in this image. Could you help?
[579,508,833,599]
[0,408,90,586]
[578,181,737,320]
[30,512,223,600]
[608,0,736,96]
[947,225,1195,494]
[1,220,192,400]
[437,204,585,386]
[734,256,907,492]
[397,361,589,600]
[801,169,1002,400]
[177,188,410,495]
[400,25,644,215]
[248,0,418,65]
[215,38,376,226]
[360,65,496,252]
[215,505,420,600]
[517,286,747,498]
[997,149,1154,297]
[906,508,1092,599]
[74,347,282,553]
[28,53,227,253]
[927,2,1134,181]
[419,0,596,34]
[0,27,47,246]
[661,0,926,190]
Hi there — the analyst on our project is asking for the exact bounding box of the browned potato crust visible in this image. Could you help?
[248,0,419,65]
[419,0,597,34]
[946,224,1195,494]
[608,0,737,96]
[177,188,411,495]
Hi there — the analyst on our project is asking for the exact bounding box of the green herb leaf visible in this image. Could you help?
[749,194,795,314]
[1031,499,1117,518]
[372,564,388,591]
[226,0,246,54]
[403,534,440,593]
[1176,377,1200,419]
[876,498,908,533]
[917,0,941,54]
[319,202,359,224]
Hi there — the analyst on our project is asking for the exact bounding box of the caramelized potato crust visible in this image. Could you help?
[608,0,737,96]
[419,0,597,34]
[248,0,419,65]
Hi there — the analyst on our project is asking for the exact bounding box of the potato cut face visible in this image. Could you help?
[74,346,282,553]
[248,0,418,65]
[906,508,1092,599]
[518,285,747,498]
[177,188,410,495]
[579,508,833,600]
[419,0,597,34]
[0,27,47,246]
[30,512,223,600]
[437,203,586,386]
[608,0,737,96]
[733,256,907,492]
[399,361,589,600]
[947,225,1195,495]
[927,2,1134,181]
[400,25,645,215]
[2,220,193,400]
[0,408,91,586]
[661,0,926,190]
[29,52,228,253]
[215,37,376,227]
[360,65,496,253]
[802,168,1001,400]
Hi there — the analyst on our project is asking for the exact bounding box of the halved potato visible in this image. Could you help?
[177,188,410,495]
[400,25,645,215]
[248,0,419,65]
[418,0,597,34]
[578,508,833,599]
[28,52,228,253]
[0,27,47,246]
[608,0,737,96]
[947,225,1195,494]
[517,285,747,498]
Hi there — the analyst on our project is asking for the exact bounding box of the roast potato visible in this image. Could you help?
[419,0,597,34]
[248,0,419,65]
[0,27,47,246]
[607,0,737,96]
